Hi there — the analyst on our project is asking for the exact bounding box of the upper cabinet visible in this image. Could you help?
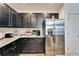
[0,3,59,28]
[15,13,22,28]
[0,4,9,26]
[16,13,59,28]
[31,13,44,28]
[0,3,17,27]
[17,13,45,28]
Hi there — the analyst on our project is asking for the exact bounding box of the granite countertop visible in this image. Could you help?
[0,35,45,48]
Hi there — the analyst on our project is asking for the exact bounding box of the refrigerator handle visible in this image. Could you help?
[52,35,56,43]
[51,31,56,43]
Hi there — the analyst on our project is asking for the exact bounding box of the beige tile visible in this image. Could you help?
[19,53,45,56]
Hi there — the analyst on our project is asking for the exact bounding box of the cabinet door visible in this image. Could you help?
[0,4,9,26]
[12,10,16,27]
[3,49,13,56]
[31,13,44,28]
[36,13,44,28]
[0,4,3,26]
[17,13,31,28]
[0,4,15,27]
[23,13,31,28]
[2,4,9,26]
[1,41,18,56]
[31,14,37,28]
[15,40,20,55]
[0,4,18,27]
[16,13,44,28]
[0,48,2,56]
[16,13,23,28]
[20,38,45,53]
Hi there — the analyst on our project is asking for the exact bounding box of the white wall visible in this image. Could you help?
[59,5,64,19]
[64,3,79,13]
[64,3,79,55]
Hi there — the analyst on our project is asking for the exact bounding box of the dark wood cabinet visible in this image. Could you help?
[17,13,45,28]
[0,49,1,55]
[15,13,22,27]
[16,13,31,28]
[0,40,19,56]
[0,3,17,27]
[2,42,16,56]
[19,38,45,53]
[0,38,45,56]
[31,13,44,28]
[0,4,9,26]
[23,13,31,28]
[0,4,59,28]
[16,13,59,28]
[18,13,31,28]
[11,10,17,27]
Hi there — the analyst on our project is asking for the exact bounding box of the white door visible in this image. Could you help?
[65,13,79,55]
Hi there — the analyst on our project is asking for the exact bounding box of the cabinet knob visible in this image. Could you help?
[14,47,16,48]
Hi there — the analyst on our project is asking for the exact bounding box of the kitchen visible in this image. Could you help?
[0,3,65,56]
[0,3,79,56]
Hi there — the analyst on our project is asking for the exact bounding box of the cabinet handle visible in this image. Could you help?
[14,47,16,49]
[24,39,27,40]
[12,43,16,45]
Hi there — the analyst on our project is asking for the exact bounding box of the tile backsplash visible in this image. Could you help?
[0,28,43,36]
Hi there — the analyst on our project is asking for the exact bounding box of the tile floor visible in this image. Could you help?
[19,53,45,56]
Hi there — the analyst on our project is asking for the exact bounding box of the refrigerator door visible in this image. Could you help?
[45,19,65,56]
[55,35,65,55]
[54,19,65,55]
[45,36,55,56]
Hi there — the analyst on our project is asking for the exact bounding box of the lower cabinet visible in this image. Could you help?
[0,38,45,56]
[0,40,20,56]
[19,38,45,53]
[0,48,2,56]
[2,47,15,56]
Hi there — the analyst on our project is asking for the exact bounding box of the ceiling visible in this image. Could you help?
[7,3,64,13]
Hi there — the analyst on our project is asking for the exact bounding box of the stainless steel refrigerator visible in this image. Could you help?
[43,19,65,56]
